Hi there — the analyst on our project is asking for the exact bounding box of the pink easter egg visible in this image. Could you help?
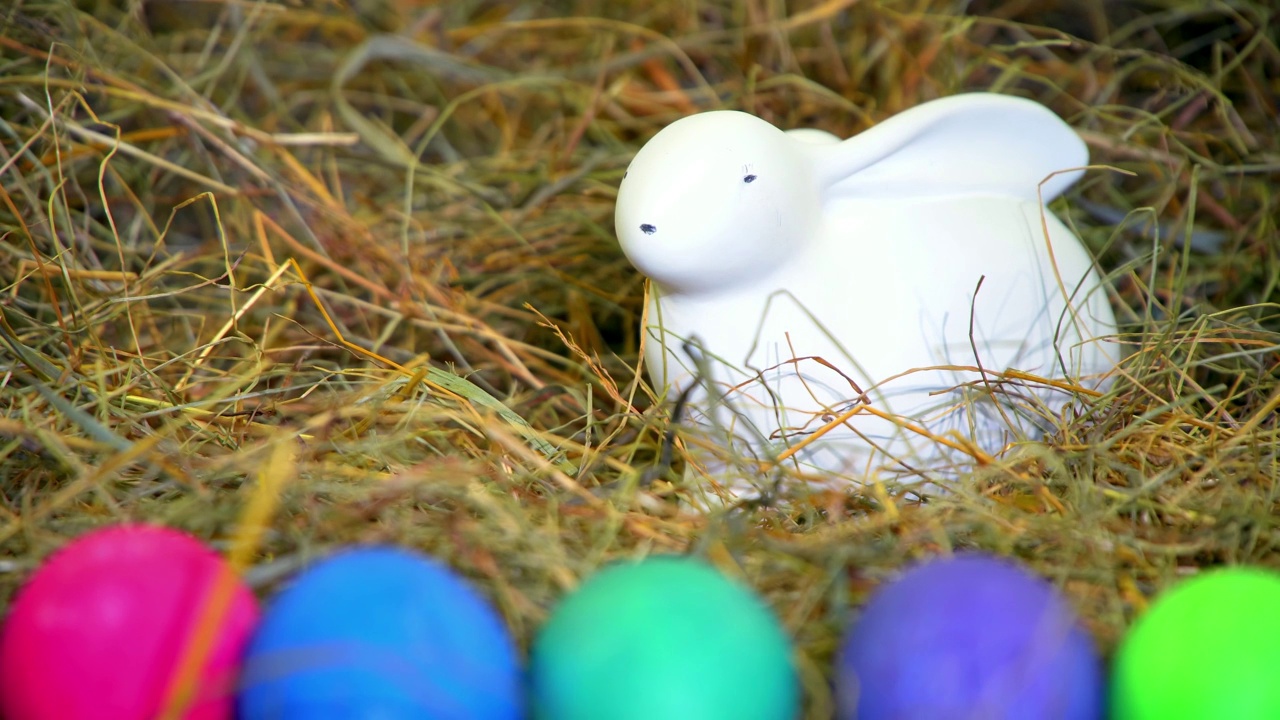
[0,524,259,720]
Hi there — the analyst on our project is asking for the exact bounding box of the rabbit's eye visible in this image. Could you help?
[743,174,757,184]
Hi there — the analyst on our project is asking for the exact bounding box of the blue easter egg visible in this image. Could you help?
[837,553,1102,720]
[237,545,523,720]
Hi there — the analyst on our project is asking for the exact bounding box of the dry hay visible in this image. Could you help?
[0,0,1277,714]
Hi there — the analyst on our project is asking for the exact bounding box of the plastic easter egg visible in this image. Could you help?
[0,524,259,720]
[1111,567,1280,719]
[530,555,797,720]
[837,553,1102,720]
[237,545,522,719]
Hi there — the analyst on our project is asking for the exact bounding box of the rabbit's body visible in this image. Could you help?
[617,94,1119,496]
[645,195,1116,482]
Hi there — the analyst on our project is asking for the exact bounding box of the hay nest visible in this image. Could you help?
[1,0,1276,714]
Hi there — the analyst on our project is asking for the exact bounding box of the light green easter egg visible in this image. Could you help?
[1112,567,1280,719]
[530,556,798,720]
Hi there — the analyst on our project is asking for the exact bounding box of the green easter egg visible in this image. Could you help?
[530,556,798,720]
[1112,567,1280,719]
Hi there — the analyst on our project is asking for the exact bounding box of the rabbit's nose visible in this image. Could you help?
[640,224,657,235]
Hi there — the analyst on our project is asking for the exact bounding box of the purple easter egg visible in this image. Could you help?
[837,553,1102,720]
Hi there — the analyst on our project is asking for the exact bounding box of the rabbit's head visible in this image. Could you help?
[616,95,1088,294]
[615,111,820,294]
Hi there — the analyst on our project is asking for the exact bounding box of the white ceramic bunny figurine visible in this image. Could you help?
[615,93,1119,500]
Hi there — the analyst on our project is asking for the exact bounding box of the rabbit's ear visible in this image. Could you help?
[811,94,1088,202]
